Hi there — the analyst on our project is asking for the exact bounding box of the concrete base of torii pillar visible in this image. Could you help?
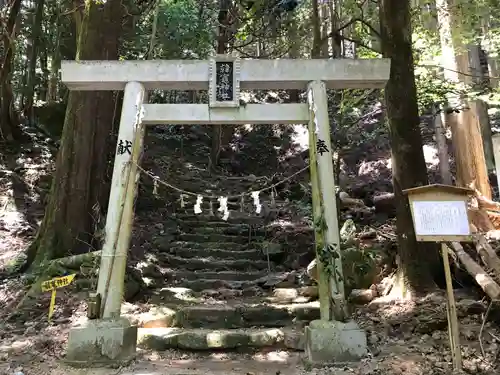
[305,320,368,364]
[65,318,137,366]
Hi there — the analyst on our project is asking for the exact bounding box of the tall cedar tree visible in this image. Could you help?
[25,0,125,267]
[379,0,440,293]
[0,0,23,141]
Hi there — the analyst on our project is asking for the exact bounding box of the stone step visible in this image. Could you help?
[176,175,261,184]
[167,273,297,292]
[173,279,255,291]
[129,289,320,328]
[171,302,320,329]
[177,233,265,245]
[168,241,255,251]
[180,225,267,237]
[178,221,251,228]
[167,247,265,261]
[159,254,272,272]
[172,214,265,225]
[137,327,304,351]
[134,300,319,330]
[165,270,267,282]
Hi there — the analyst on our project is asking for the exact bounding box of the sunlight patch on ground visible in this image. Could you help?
[0,205,24,225]
[252,350,291,362]
[268,219,294,227]
[0,338,33,353]
[356,143,439,174]
[142,277,155,286]
[71,315,87,327]
[155,287,199,303]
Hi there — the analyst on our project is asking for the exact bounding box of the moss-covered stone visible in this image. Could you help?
[171,302,320,329]
[158,254,269,271]
[178,233,266,245]
[137,327,289,350]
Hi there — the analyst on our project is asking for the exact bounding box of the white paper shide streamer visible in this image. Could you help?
[251,191,262,214]
[218,196,229,221]
[194,195,203,214]
[153,177,159,196]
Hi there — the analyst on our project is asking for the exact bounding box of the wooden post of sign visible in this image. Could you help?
[404,184,474,372]
[441,242,462,367]
[48,290,57,321]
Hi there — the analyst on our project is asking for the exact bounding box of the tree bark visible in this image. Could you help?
[47,4,62,104]
[468,44,495,173]
[24,0,45,122]
[433,105,452,184]
[435,0,491,199]
[311,0,322,58]
[25,0,125,268]
[0,0,22,141]
[379,0,439,294]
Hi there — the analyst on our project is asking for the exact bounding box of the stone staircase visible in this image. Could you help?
[129,212,319,352]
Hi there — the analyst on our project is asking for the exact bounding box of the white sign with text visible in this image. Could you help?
[412,200,470,236]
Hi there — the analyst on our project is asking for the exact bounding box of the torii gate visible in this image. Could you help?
[62,56,390,365]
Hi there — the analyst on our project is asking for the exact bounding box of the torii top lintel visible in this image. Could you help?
[61,58,390,91]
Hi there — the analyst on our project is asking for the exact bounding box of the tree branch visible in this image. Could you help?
[317,17,381,53]
[338,34,381,54]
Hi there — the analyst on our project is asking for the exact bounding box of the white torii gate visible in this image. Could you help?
[62,56,390,365]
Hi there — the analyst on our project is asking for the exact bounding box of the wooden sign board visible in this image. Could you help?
[41,274,76,321]
[403,184,473,242]
[209,54,240,108]
[41,273,76,292]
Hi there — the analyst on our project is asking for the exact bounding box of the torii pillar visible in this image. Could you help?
[60,57,390,365]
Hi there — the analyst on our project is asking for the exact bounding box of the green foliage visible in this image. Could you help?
[123,0,214,60]
[342,246,379,292]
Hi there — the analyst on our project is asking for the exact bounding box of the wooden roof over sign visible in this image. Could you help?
[403,184,474,197]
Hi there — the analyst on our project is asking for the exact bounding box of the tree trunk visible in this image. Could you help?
[328,0,343,58]
[379,0,439,294]
[0,0,22,141]
[319,0,329,57]
[468,44,495,173]
[25,0,125,268]
[435,0,491,199]
[286,15,300,103]
[48,34,61,104]
[39,35,49,102]
[24,0,45,122]
[433,105,452,184]
[311,0,322,58]
[47,4,62,104]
